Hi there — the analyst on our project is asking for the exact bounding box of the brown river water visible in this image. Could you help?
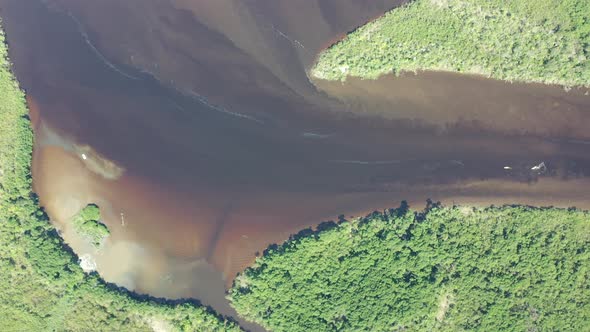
[1,0,589,329]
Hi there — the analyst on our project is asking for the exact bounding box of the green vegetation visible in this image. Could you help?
[230,203,590,331]
[0,24,241,331]
[312,0,590,87]
[72,204,110,248]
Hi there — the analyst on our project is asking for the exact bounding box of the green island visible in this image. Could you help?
[311,0,590,87]
[229,203,590,331]
[72,204,110,248]
[0,25,240,331]
[72,204,111,248]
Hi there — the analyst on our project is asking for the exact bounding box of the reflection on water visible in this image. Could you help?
[1,0,589,327]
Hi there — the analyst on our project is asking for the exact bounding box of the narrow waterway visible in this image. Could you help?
[1,0,589,329]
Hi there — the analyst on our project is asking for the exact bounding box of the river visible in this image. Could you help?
[1,0,589,330]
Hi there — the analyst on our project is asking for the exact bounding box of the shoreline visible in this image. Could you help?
[309,49,590,93]
[311,67,590,92]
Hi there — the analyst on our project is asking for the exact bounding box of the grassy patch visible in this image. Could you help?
[311,0,590,87]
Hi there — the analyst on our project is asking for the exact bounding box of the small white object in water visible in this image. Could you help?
[81,153,87,160]
[79,253,97,273]
[503,166,512,170]
[531,162,547,172]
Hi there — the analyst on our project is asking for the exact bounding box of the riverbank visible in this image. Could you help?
[311,0,590,88]
[0,23,240,331]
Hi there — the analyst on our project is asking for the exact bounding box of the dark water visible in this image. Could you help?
[1,0,590,329]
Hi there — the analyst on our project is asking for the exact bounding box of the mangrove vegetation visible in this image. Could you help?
[230,203,590,331]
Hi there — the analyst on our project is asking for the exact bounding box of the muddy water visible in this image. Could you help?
[315,71,590,139]
[1,0,590,328]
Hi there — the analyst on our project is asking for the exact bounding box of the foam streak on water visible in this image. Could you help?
[65,11,139,80]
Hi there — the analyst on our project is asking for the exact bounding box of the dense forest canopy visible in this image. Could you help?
[312,0,590,87]
[0,24,240,332]
[230,204,590,331]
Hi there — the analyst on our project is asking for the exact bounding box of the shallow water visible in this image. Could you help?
[1,0,589,328]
